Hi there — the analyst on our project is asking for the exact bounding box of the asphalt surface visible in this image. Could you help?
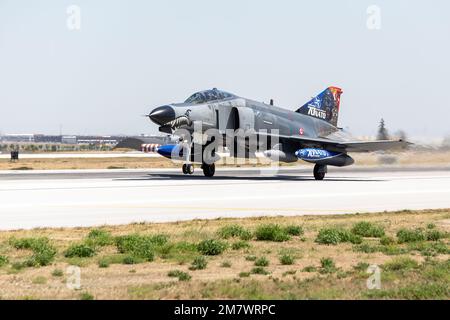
[1,166,450,230]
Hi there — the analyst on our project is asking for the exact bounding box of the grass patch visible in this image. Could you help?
[353,262,370,272]
[383,257,419,271]
[221,261,232,268]
[380,236,395,246]
[217,225,252,240]
[319,257,337,274]
[64,243,96,258]
[315,228,362,245]
[189,256,208,271]
[9,237,57,267]
[231,241,250,251]
[251,267,270,275]
[426,230,447,241]
[197,239,227,256]
[86,229,113,247]
[239,272,250,278]
[279,254,295,265]
[396,228,426,243]
[283,225,304,236]
[114,234,166,261]
[80,292,94,300]
[254,224,291,242]
[351,221,385,238]
[168,270,191,281]
[302,265,317,273]
[254,257,269,267]
[51,269,64,277]
[0,255,8,267]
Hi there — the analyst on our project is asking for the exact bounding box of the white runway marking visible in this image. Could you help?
[0,169,449,230]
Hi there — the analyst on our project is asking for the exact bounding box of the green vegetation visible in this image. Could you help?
[239,272,251,278]
[302,265,317,273]
[189,256,208,271]
[279,254,295,265]
[353,262,370,272]
[115,234,167,261]
[64,243,96,258]
[426,230,447,241]
[9,237,57,267]
[51,269,64,277]
[245,255,257,262]
[221,261,232,268]
[86,229,113,247]
[168,270,191,281]
[218,225,252,240]
[0,255,8,267]
[254,257,269,267]
[283,225,304,236]
[80,292,94,300]
[231,241,251,250]
[251,267,270,275]
[315,228,362,245]
[319,257,337,274]
[380,236,395,246]
[197,239,227,256]
[98,259,110,268]
[351,221,385,238]
[397,228,426,243]
[254,224,291,242]
[382,257,419,271]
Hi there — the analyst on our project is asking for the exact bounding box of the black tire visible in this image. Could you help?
[187,164,194,175]
[313,164,326,181]
[182,164,188,175]
[202,163,215,177]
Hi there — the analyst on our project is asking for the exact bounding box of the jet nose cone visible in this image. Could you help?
[149,105,176,126]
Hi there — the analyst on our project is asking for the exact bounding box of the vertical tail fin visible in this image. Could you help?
[296,87,343,127]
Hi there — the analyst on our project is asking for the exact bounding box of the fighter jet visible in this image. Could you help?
[147,87,408,179]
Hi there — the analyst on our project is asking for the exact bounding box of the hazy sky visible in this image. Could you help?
[1,0,449,139]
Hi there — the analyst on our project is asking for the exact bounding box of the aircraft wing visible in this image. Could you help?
[257,133,410,153]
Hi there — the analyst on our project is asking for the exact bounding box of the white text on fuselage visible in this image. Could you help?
[307,106,327,120]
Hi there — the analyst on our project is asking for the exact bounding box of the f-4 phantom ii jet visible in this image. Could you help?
[147,87,408,180]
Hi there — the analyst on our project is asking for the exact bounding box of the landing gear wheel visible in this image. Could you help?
[182,164,194,175]
[202,163,215,177]
[313,164,327,181]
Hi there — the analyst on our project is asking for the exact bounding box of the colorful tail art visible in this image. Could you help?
[296,87,343,127]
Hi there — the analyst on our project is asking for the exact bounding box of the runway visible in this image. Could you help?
[1,167,450,230]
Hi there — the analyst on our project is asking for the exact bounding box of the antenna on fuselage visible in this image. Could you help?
[270,99,274,106]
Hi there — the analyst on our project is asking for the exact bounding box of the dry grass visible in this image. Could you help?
[0,209,449,300]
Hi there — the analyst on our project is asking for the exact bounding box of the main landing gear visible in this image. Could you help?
[313,164,327,181]
[201,163,215,177]
[182,163,216,177]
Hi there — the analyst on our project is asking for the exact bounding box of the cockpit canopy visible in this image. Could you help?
[184,88,235,105]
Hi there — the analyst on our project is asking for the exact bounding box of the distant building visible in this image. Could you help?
[61,136,77,144]
[2,134,35,143]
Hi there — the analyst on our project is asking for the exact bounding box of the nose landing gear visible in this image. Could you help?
[182,164,194,175]
[313,164,327,180]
